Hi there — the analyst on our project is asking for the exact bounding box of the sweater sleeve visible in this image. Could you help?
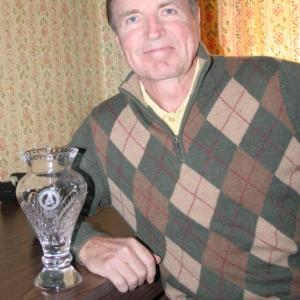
[280,59,300,139]
[69,114,111,263]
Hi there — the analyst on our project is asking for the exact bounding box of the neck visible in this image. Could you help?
[141,58,198,112]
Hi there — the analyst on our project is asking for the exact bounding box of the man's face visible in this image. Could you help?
[113,0,200,81]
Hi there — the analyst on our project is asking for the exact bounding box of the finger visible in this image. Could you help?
[154,254,161,264]
[127,261,147,286]
[119,252,147,286]
[106,269,129,293]
[129,239,157,284]
[116,261,140,291]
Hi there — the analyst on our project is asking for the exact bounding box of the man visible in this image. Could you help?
[71,0,300,299]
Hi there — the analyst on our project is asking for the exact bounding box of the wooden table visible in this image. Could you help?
[0,201,166,300]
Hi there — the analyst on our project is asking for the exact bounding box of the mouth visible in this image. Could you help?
[144,46,173,55]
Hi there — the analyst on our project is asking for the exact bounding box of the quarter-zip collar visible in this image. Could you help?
[118,42,212,161]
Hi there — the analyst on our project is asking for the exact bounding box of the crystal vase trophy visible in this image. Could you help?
[16,147,87,292]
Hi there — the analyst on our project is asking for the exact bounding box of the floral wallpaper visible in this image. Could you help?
[200,0,300,62]
[0,0,299,180]
[0,0,128,180]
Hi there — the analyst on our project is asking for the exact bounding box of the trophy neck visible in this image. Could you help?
[29,159,69,174]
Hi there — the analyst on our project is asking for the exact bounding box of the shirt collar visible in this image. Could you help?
[140,57,202,117]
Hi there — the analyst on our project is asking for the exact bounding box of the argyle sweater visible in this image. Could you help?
[70,44,300,300]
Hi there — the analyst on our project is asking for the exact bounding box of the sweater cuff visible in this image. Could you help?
[71,221,106,264]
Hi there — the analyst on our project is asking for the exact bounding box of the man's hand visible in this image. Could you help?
[79,236,161,293]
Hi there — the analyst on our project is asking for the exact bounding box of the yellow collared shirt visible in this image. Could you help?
[140,59,202,135]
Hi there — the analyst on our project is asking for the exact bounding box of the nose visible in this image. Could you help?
[145,15,165,40]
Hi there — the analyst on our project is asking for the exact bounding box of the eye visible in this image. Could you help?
[125,15,139,25]
[162,7,177,16]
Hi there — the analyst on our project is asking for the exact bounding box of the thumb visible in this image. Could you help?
[154,254,161,264]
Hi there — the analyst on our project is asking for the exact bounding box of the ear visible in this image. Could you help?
[196,6,201,24]
[115,34,120,48]
[115,34,124,55]
[195,8,201,39]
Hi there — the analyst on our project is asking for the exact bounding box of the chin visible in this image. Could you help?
[141,73,176,81]
[144,66,180,81]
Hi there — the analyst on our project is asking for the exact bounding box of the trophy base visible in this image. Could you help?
[34,265,82,292]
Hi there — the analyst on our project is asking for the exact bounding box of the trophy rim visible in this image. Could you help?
[22,146,78,162]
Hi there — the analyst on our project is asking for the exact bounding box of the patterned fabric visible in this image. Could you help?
[0,0,129,180]
[70,44,300,299]
[199,0,300,63]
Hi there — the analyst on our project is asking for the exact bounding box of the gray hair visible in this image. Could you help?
[106,0,199,32]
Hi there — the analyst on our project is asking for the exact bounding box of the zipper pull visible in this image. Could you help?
[173,136,184,162]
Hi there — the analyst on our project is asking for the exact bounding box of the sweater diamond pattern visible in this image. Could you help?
[71,47,300,299]
[207,78,259,146]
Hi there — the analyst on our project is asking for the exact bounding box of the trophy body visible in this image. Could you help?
[16,147,87,292]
